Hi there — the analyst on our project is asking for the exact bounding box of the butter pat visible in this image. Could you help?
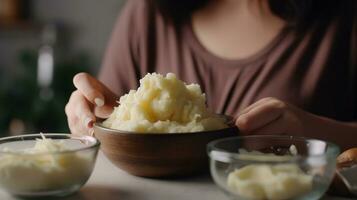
[103,73,227,133]
[227,164,313,200]
[0,136,92,193]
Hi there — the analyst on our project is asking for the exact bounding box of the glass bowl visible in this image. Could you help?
[207,135,340,200]
[0,133,100,197]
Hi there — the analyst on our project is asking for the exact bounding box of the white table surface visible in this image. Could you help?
[0,151,354,200]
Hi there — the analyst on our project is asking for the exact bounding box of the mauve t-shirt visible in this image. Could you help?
[99,0,356,121]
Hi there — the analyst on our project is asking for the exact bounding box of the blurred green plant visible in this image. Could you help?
[0,48,92,135]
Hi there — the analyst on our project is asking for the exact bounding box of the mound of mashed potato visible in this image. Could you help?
[103,73,228,133]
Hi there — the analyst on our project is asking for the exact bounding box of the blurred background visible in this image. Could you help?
[0,0,125,136]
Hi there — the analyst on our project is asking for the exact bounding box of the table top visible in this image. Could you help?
[0,151,354,200]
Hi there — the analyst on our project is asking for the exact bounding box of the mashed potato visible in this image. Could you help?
[0,134,92,193]
[227,147,313,200]
[103,73,228,133]
[227,164,313,200]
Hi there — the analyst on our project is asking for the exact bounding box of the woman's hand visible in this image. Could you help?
[235,97,311,136]
[235,97,357,151]
[65,73,118,135]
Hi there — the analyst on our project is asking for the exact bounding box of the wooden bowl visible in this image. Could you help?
[94,118,238,178]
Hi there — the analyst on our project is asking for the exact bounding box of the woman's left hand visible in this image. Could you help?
[235,97,312,136]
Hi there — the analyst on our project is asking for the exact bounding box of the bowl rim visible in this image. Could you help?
[93,122,237,136]
[207,135,340,162]
[94,114,237,135]
[0,133,100,155]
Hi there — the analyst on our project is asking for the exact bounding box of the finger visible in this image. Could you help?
[70,122,91,136]
[238,97,275,116]
[236,100,285,132]
[67,113,88,136]
[73,72,106,107]
[250,116,286,135]
[67,91,96,128]
[66,92,95,136]
[73,93,96,129]
[94,106,115,119]
[73,72,119,118]
[67,116,81,136]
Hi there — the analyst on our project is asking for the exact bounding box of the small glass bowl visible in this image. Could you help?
[0,133,100,197]
[207,135,340,200]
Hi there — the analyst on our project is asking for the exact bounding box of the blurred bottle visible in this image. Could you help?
[37,23,56,100]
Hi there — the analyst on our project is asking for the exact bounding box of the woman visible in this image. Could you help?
[65,0,356,150]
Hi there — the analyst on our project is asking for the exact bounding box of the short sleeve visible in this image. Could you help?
[98,0,146,96]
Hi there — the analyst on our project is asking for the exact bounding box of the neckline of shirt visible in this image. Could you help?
[183,19,291,68]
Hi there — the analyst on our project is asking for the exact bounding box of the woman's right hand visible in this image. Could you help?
[65,73,118,135]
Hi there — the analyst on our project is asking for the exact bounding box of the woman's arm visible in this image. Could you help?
[235,97,357,150]
[304,115,357,151]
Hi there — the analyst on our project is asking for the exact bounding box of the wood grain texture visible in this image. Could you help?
[94,123,238,178]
